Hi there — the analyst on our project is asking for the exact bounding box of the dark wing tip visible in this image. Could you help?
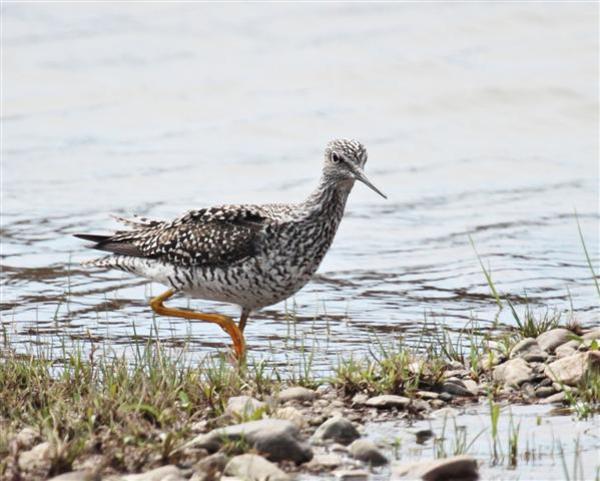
[74,233,142,257]
[74,233,111,243]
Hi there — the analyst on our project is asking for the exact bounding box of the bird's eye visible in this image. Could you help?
[331,152,341,163]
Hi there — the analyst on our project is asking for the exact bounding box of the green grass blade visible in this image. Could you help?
[469,235,503,308]
[575,212,600,300]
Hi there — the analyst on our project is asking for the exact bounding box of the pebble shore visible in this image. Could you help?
[7,327,599,481]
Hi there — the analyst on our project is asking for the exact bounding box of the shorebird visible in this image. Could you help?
[76,139,385,359]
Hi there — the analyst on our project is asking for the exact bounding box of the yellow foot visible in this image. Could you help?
[150,289,246,360]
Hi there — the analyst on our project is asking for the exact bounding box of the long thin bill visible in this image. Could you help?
[354,169,387,199]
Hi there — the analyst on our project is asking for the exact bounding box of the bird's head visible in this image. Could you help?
[322,139,387,199]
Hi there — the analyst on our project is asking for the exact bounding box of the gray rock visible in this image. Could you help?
[432,407,459,419]
[364,395,410,409]
[18,442,51,472]
[351,393,369,405]
[462,379,480,396]
[184,419,312,464]
[392,454,478,481]
[545,351,600,386]
[540,391,567,404]
[521,382,536,399]
[410,399,431,412]
[121,466,187,481]
[226,396,266,419]
[536,328,573,353]
[348,439,388,466]
[193,452,229,478]
[535,386,556,398]
[224,454,289,481]
[414,429,434,444]
[438,392,453,402]
[493,358,533,387]
[273,406,305,428]
[510,338,548,362]
[582,327,600,340]
[47,472,97,481]
[579,339,597,351]
[333,469,369,481]
[312,416,360,445]
[443,369,469,379]
[555,340,579,358]
[480,352,504,369]
[13,427,39,451]
[442,380,475,397]
[447,360,465,370]
[278,386,317,403]
[416,391,439,400]
[305,454,343,471]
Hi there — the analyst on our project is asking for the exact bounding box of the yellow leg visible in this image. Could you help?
[150,289,245,359]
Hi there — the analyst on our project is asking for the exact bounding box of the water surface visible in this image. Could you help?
[2,4,598,366]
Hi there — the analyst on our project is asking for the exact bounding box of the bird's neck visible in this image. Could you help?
[302,175,352,220]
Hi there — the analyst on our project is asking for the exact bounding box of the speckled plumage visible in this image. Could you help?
[77,139,383,321]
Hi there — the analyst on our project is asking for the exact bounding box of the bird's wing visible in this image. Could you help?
[76,206,270,268]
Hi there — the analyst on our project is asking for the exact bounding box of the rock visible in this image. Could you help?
[193,452,229,478]
[312,416,360,445]
[442,380,475,397]
[536,328,573,353]
[443,369,469,379]
[13,427,39,451]
[315,384,333,396]
[510,338,548,362]
[184,419,312,464]
[364,395,410,409]
[447,360,465,370]
[47,472,99,481]
[392,454,478,481]
[333,469,369,481]
[416,391,439,400]
[545,351,600,386]
[432,407,459,419]
[480,352,503,369]
[273,406,305,428]
[410,399,431,412]
[330,443,350,453]
[226,396,266,419]
[555,340,579,358]
[121,466,188,481]
[18,442,51,472]
[278,386,317,403]
[579,339,597,351]
[224,454,289,481]
[462,380,480,396]
[535,386,556,398]
[552,382,578,393]
[438,392,453,402]
[540,391,567,404]
[493,358,533,387]
[414,429,434,444]
[351,393,369,405]
[582,328,600,340]
[348,439,388,466]
[305,453,343,471]
[521,382,536,399]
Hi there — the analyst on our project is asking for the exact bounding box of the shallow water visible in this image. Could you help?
[358,404,600,481]
[2,4,599,366]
